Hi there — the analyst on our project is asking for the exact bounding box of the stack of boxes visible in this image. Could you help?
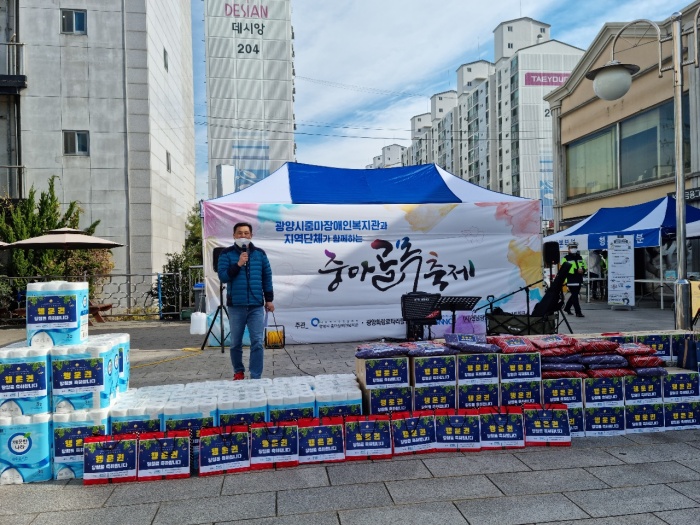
[356,353,411,414]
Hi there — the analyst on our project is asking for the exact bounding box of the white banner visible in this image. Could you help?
[607,235,635,307]
[202,202,543,343]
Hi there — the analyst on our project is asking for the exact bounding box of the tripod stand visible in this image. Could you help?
[200,283,229,353]
[200,247,229,353]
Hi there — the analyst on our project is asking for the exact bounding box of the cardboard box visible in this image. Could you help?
[355,357,409,389]
[541,378,583,407]
[635,334,672,361]
[624,375,663,406]
[664,401,700,430]
[584,406,625,436]
[663,371,700,402]
[523,404,571,446]
[500,380,542,407]
[457,354,498,385]
[413,385,456,411]
[479,407,524,449]
[625,404,664,433]
[568,406,585,437]
[344,416,392,460]
[199,426,250,475]
[363,387,412,415]
[391,411,436,455]
[499,353,541,383]
[458,382,499,409]
[410,355,456,386]
[583,377,624,407]
[434,409,480,451]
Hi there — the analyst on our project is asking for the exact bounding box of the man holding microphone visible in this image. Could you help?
[217,222,274,380]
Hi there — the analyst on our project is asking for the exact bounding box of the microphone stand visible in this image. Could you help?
[473,279,544,315]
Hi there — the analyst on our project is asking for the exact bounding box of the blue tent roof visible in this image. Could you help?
[544,197,700,249]
[209,162,528,204]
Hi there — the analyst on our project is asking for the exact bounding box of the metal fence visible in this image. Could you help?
[0,267,205,327]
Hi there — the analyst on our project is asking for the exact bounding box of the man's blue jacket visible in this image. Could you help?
[217,243,273,307]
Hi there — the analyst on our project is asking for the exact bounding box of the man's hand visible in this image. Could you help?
[265,302,275,313]
[238,252,249,267]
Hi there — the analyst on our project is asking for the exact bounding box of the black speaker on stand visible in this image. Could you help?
[543,241,560,286]
[200,247,229,354]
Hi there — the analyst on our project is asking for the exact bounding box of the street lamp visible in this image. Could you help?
[585,10,700,330]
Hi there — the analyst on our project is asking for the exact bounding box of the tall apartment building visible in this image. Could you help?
[204,0,295,198]
[366,144,406,169]
[395,18,583,221]
[0,1,195,275]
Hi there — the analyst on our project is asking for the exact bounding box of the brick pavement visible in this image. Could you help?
[2,304,700,524]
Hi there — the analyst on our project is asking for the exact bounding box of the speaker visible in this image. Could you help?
[543,241,560,265]
[212,247,225,271]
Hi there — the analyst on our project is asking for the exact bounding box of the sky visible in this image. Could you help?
[191,0,690,200]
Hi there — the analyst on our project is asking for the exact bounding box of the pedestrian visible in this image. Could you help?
[217,222,274,380]
[561,242,586,317]
[589,250,602,300]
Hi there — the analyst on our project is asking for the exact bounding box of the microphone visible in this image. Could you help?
[243,243,248,266]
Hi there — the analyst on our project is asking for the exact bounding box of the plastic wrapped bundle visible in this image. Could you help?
[634,367,669,377]
[587,368,636,378]
[445,341,500,353]
[574,338,619,354]
[541,363,586,372]
[355,343,408,358]
[538,346,579,358]
[529,335,576,350]
[405,344,458,357]
[0,413,52,484]
[615,343,656,356]
[541,355,581,364]
[627,355,666,368]
[579,354,629,367]
[542,370,588,379]
[487,336,535,354]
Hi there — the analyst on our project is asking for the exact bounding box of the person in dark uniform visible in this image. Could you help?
[561,242,587,317]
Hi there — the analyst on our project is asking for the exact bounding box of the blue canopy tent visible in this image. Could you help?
[544,196,700,250]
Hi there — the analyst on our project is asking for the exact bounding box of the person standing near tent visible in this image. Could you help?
[589,250,602,300]
[217,222,274,380]
[561,243,586,317]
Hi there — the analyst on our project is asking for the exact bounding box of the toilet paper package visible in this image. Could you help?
[89,334,130,393]
[0,346,51,415]
[26,281,89,347]
[0,413,52,484]
[162,400,217,468]
[314,375,362,417]
[218,393,268,426]
[52,409,109,479]
[266,384,315,422]
[51,342,118,412]
[109,402,162,435]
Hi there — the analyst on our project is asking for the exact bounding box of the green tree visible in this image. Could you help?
[160,203,203,310]
[0,177,113,278]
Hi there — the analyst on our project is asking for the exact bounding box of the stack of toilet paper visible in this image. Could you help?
[26,281,89,347]
[314,374,363,417]
[266,377,316,422]
[52,408,109,479]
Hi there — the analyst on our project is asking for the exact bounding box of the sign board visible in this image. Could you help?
[607,235,635,307]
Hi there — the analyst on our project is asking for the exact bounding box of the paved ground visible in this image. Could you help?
[1,301,700,524]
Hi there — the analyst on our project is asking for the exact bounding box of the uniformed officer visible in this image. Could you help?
[561,242,587,317]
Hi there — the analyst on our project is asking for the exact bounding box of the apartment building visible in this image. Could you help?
[0,1,196,275]
[204,0,295,197]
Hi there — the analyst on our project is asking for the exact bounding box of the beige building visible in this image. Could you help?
[544,3,700,231]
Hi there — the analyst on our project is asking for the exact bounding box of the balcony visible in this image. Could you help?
[0,41,26,94]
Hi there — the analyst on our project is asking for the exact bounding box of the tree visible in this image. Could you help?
[0,177,114,278]
[160,203,203,311]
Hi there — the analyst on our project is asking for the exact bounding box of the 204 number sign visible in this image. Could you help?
[238,43,260,54]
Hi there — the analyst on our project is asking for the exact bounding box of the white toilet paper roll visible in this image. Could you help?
[231,398,251,409]
[163,403,181,415]
[89,408,109,423]
[52,412,71,423]
[218,399,235,410]
[315,392,333,403]
[70,410,88,422]
[6,348,28,359]
[109,407,129,418]
[32,413,52,424]
[0,416,13,426]
[13,415,31,425]
[128,406,146,416]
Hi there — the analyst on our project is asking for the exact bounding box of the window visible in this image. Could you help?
[540,27,546,33]
[164,48,169,72]
[566,128,617,198]
[61,9,86,34]
[507,43,514,49]
[166,151,172,173]
[467,67,472,72]
[507,26,513,32]
[467,81,472,87]
[63,131,89,155]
